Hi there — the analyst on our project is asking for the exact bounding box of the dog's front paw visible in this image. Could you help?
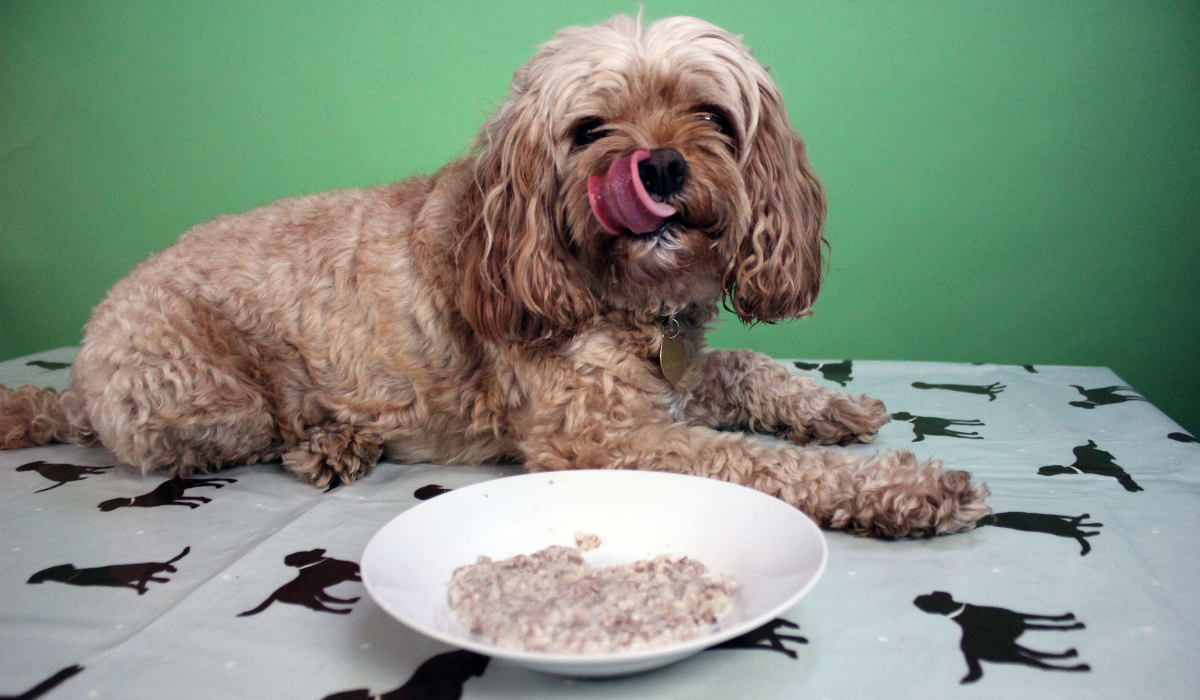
[283,426,382,488]
[787,393,891,446]
[837,451,991,538]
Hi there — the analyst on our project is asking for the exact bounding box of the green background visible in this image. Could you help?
[2,1,1197,435]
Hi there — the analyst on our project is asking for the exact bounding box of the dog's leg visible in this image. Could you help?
[1011,655,1091,673]
[317,591,361,604]
[1024,622,1086,631]
[74,287,284,476]
[282,425,382,487]
[960,654,985,684]
[1014,644,1079,659]
[686,350,890,446]
[303,599,354,615]
[521,398,988,536]
[1018,612,1075,621]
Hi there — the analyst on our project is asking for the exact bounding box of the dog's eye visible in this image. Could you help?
[695,108,736,142]
[573,118,611,149]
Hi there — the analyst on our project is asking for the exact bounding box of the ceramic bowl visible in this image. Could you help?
[361,469,826,677]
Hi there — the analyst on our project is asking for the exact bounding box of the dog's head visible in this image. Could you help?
[27,564,77,584]
[457,15,825,345]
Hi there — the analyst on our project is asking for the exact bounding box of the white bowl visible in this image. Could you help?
[361,470,827,677]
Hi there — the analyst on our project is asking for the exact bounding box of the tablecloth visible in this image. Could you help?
[2,348,1197,699]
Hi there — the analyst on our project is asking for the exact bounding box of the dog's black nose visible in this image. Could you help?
[638,148,688,200]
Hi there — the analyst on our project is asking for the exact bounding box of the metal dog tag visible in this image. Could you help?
[659,332,689,385]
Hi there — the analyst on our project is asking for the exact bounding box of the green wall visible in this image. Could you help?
[2,1,1197,435]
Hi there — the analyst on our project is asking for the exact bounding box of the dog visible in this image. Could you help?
[16,461,112,493]
[911,381,1005,401]
[889,412,985,442]
[0,15,988,538]
[97,476,237,512]
[792,359,854,387]
[321,650,489,700]
[711,618,808,659]
[1068,385,1146,409]
[27,547,190,595]
[1038,440,1143,492]
[238,549,361,616]
[914,591,1090,684]
[976,511,1103,556]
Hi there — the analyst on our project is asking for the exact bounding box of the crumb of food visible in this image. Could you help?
[446,545,738,653]
[574,532,602,551]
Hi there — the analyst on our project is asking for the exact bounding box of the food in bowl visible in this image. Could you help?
[446,542,738,653]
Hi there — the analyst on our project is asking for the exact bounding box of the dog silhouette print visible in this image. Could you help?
[321,650,489,700]
[97,476,236,511]
[0,664,83,700]
[1068,385,1146,409]
[16,461,111,493]
[1168,432,1197,443]
[414,484,452,500]
[27,547,190,595]
[890,412,984,442]
[914,591,1090,684]
[977,512,1103,555]
[911,382,1005,401]
[711,618,808,658]
[24,360,72,371]
[793,360,853,386]
[1038,441,1143,492]
[239,549,361,616]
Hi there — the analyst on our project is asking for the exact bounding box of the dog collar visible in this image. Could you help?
[659,313,689,385]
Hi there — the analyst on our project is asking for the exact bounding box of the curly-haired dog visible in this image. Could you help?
[0,16,988,537]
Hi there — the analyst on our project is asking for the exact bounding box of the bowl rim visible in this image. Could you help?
[361,469,828,666]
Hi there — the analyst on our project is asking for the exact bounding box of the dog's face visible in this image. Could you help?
[457,16,825,344]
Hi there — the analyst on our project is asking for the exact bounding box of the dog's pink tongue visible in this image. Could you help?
[588,148,677,235]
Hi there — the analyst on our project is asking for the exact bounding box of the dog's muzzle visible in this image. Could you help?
[588,148,681,235]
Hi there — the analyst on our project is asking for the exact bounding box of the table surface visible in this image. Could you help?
[2,348,1198,700]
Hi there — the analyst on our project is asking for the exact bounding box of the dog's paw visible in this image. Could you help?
[283,426,382,488]
[787,393,891,446]
[837,451,991,538]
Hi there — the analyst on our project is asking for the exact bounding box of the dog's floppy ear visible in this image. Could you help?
[456,92,597,346]
[723,78,826,323]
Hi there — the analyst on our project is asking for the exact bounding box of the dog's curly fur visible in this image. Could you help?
[0,16,988,537]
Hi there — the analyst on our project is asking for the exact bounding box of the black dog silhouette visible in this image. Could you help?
[24,360,71,371]
[0,664,83,700]
[1039,440,1143,492]
[914,591,1090,684]
[711,618,808,659]
[414,484,451,500]
[1168,432,1197,443]
[1068,385,1146,409]
[16,461,111,493]
[911,382,1005,401]
[890,412,984,442]
[977,512,1103,555]
[97,476,236,511]
[239,549,361,616]
[321,650,489,700]
[793,359,853,386]
[27,547,190,595]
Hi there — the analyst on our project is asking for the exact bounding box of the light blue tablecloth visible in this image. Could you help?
[2,348,1197,699]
